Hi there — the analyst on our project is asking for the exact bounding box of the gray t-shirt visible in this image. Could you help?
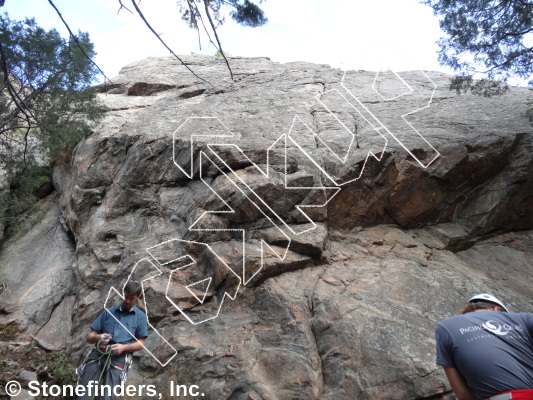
[436,311,533,400]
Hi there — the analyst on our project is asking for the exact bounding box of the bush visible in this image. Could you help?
[32,351,78,388]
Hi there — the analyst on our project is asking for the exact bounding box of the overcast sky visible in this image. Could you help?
[5,0,454,82]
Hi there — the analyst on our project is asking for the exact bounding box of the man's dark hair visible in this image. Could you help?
[124,280,142,297]
[460,300,502,314]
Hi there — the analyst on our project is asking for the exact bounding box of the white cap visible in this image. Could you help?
[468,293,510,313]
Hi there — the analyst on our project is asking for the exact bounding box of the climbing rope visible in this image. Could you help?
[76,336,132,400]
[96,338,112,375]
[91,337,112,400]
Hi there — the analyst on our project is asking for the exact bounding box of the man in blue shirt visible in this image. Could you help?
[77,280,148,400]
[436,293,533,400]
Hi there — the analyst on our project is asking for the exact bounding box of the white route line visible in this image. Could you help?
[372,70,413,102]
[101,67,441,367]
[197,150,292,285]
[147,239,242,325]
[187,277,212,304]
[172,117,235,179]
[172,118,340,283]
[341,69,441,168]
[288,115,387,187]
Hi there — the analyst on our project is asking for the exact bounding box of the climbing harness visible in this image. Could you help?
[76,338,112,400]
[76,348,92,380]
[75,338,133,400]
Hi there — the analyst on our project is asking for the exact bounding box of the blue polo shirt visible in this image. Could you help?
[90,305,148,345]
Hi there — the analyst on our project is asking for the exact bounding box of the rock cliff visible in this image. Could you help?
[1,55,532,400]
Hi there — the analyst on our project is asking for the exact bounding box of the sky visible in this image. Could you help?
[3,0,455,82]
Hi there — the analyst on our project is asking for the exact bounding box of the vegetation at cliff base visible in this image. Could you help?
[0,322,17,341]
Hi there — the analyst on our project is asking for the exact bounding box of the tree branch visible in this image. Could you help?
[203,0,234,81]
[130,0,215,87]
[117,0,134,14]
[490,26,533,46]
[0,41,56,170]
[47,0,114,85]
[0,43,34,122]
[21,125,31,172]
[186,0,203,49]
[189,0,217,52]
[0,43,39,171]
[484,45,533,76]
[218,0,236,9]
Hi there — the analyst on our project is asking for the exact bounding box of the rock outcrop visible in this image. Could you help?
[1,55,532,400]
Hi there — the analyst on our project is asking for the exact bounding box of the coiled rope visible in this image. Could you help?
[90,337,113,400]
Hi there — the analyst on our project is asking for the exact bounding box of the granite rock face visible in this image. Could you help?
[1,55,532,400]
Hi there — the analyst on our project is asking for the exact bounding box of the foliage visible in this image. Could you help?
[32,351,78,388]
[176,0,266,81]
[0,13,105,229]
[0,344,76,400]
[214,49,231,56]
[422,0,533,96]
[1,198,46,244]
[0,323,17,341]
[178,0,267,30]
[229,0,267,27]
[0,165,47,224]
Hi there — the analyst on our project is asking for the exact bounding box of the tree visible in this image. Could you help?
[178,0,267,28]
[422,0,533,96]
[3,1,266,84]
[0,13,105,231]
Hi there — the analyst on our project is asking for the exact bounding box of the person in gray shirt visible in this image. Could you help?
[436,293,533,400]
